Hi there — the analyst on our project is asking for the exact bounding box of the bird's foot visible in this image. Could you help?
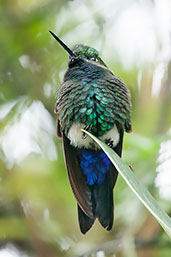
[82,124,93,139]
[129,165,134,172]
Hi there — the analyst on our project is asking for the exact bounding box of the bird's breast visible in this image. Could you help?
[59,82,118,137]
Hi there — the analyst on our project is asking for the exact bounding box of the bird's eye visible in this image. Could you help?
[70,57,76,64]
[68,57,79,68]
[90,56,97,62]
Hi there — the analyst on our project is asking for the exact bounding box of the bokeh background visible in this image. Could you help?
[0,0,171,256]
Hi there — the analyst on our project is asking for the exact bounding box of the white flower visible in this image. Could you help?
[155,134,171,200]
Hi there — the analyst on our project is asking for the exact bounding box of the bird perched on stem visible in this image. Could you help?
[49,31,132,234]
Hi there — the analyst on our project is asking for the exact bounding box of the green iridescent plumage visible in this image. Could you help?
[72,45,107,67]
[55,47,131,137]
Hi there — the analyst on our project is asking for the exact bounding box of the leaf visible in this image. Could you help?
[82,129,171,239]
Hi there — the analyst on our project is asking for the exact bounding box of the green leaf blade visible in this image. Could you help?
[82,129,171,239]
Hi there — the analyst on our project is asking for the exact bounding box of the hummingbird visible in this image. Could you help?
[49,31,132,234]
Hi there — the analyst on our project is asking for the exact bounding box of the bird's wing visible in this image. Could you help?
[62,134,94,219]
[110,127,123,188]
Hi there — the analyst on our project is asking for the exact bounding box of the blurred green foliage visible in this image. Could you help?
[0,1,171,257]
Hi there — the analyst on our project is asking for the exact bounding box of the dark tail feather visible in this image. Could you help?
[77,167,117,233]
[77,205,95,234]
[93,171,114,230]
[77,129,123,233]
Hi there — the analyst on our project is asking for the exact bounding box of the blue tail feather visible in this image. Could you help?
[78,150,111,185]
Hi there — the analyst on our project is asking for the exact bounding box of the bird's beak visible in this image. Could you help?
[49,31,76,58]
